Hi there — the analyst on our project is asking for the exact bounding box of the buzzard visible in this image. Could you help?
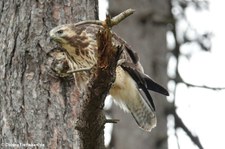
[49,22,169,132]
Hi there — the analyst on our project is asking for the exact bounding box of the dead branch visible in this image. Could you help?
[75,16,123,149]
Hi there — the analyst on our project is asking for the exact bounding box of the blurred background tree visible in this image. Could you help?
[108,0,170,148]
[105,0,224,149]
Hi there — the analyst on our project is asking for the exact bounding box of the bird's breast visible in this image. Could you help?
[109,66,139,111]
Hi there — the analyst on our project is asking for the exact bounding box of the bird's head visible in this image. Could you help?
[49,24,76,45]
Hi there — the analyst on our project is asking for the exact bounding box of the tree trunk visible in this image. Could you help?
[0,0,98,148]
[108,0,170,149]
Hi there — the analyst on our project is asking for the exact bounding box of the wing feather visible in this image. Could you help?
[121,62,169,111]
[121,62,169,95]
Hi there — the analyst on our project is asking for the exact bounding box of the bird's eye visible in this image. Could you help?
[57,30,63,34]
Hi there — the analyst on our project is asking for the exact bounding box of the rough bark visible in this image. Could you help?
[0,0,98,148]
[108,0,170,149]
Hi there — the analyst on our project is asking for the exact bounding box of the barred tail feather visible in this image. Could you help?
[110,67,157,131]
[126,91,157,132]
[112,91,157,132]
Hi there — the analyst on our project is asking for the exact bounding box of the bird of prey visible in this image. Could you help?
[49,22,169,132]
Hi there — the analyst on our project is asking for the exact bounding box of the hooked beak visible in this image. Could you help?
[49,29,57,42]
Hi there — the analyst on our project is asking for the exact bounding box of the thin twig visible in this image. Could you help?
[174,131,181,149]
[74,9,135,28]
[74,20,102,26]
[184,82,225,90]
[105,119,120,124]
[66,67,92,74]
[172,75,225,90]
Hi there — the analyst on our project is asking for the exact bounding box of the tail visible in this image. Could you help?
[110,66,158,131]
[112,89,157,132]
[126,89,157,132]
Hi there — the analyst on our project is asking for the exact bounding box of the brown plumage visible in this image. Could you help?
[49,22,169,131]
